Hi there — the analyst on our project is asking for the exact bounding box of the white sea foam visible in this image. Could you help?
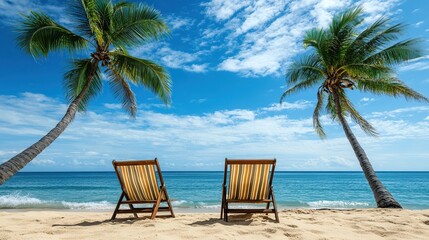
[0,193,114,210]
[171,200,191,206]
[61,201,114,210]
[0,193,372,210]
[307,200,370,208]
[0,193,43,208]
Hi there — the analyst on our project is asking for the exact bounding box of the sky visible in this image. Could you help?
[0,0,428,172]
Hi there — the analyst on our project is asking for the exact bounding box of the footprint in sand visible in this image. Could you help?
[264,228,277,233]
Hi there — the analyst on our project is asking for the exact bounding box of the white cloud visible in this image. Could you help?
[1,93,429,171]
[359,97,375,106]
[183,63,209,73]
[399,56,429,71]
[0,0,69,26]
[372,106,429,118]
[203,0,403,76]
[104,103,122,110]
[260,101,312,112]
[311,0,352,28]
[356,0,402,23]
[31,159,56,166]
[360,97,374,102]
[415,21,424,27]
[203,0,250,21]
[165,15,194,30]
[132,43,209,73]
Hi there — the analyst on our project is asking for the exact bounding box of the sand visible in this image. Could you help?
[1,209,429,239]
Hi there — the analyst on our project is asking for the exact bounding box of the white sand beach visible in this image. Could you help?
[1,209,428,239]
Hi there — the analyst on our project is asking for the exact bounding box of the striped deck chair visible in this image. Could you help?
[111,159,175,220]
[221,158,279,223]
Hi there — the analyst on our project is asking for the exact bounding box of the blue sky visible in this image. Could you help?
[0,0,428,171]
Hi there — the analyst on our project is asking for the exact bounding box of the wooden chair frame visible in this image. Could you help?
[220,158,279,223]
[111,158,175,220]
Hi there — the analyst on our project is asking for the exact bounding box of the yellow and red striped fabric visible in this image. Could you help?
[117,164,163,201]
[227,164,271,200]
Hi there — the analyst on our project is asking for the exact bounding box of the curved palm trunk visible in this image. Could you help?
[332,90,401,208]
[0,60,99,185]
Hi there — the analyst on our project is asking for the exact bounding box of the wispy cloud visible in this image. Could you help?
[360,97,375,106]
[165,15,194,30]
[202,0,403,76]
[1,93,429,171]
[104,103,122,110]
[0,0,69,26]
[360,97,375,102]
[132,43,209,73]
[399,56,429,72]
[30,159,56,166]
[260,101,312,112]
[415,21,424,27]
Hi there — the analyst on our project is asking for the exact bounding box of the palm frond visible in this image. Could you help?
[64,58,102,111]
[114,1,133,12]
[356,78,429,102]
[326,94,338,121]
[303,28,329,65]
[313,88,326,138]
[339,91,378,136]
[109,50,171,104]
[105,65,137,117]
[329,7,363,66]
[95,0,114,45]
[329,7,363,35]
[17,11,88,58]
[280,77,322,103]
[286,54,325,85]
[349,17,390,46]
[355,23,405,59]
[69,0,103,46]
[364,39,423,65]
[110,3,169,48]
[340,63,392,79]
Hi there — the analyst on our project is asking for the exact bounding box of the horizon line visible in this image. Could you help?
[17,170,429,173]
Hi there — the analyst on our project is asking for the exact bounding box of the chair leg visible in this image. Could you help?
[163,188,175,218]
[124,194,138,218]
[167,200,175,218]
[151,189,163,219]
[265,201,271,215]
[220,187,225,219]
[111,192,125,220]
[271,187,280,223]
[224,202,229,222]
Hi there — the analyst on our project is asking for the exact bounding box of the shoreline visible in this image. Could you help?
[0,206,426,213]
[1,208,428,239]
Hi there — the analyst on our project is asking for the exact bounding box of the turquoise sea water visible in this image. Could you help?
[0,171,428,211]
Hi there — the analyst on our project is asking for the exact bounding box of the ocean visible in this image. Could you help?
[0,171,428,211]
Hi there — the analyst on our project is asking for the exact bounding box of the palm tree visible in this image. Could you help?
[281,7,428,208]
[0,0,171,185]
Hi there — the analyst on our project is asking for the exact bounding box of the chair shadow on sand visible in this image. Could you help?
[52,214,277,228]
[52,215,173,227]
[189,213,277,226]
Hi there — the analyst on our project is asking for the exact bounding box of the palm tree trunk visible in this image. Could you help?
[0,60,99,185]
[332,89,402,208]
